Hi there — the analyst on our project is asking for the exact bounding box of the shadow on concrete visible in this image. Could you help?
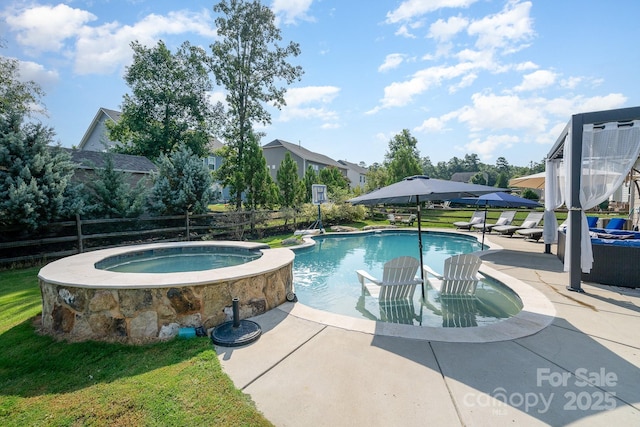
[480,249,565,273]
[369,315,640,424]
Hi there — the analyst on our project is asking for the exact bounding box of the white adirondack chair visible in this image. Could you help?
[357,256,422,300]
[423,254,482,296]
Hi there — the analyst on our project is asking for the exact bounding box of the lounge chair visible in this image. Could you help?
[604,218,626,230]
[387,213,398,225]
[453,211,487,230]
[423,254,482,296]
[471,210,516,232]
[357,256,422,299]
[401,214,417,226]
[492,212,544,237]
[515,227,544,242]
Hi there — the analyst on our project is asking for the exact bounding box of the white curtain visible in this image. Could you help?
[543,157,565,245]
[576,120,640,272]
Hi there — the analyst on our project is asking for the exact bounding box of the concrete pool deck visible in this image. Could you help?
[216,230,640,426]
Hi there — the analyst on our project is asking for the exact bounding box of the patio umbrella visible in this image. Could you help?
[508,172,546,189]
[450,191,541,208]
[450,192,541,247]
[349,175,504,298]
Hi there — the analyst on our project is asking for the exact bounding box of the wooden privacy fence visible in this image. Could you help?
[0,210,298,267]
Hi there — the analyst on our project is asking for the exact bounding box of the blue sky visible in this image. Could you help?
[2,0,639,168]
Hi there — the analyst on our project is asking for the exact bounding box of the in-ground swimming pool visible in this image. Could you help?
[292,231,523,327]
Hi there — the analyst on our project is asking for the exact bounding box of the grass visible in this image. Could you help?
[0,267,272,426]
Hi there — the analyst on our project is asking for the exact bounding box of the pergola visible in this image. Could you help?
[544,106,640,292]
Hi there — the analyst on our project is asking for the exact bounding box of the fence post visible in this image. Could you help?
[185,210,190,241]
[76,214,84,253]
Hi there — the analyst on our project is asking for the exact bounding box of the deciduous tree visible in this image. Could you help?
[109,40,222,161]
[385,129,422,183]
[210,0,303,209]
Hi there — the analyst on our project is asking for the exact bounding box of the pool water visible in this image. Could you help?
[96,247,262,273]
[293,231,523,327]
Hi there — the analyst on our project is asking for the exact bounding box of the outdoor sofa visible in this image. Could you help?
[557,229,640,288]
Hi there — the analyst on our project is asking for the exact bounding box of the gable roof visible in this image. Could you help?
[338,159,368,174]
[451,172,476,183]
[207,137,225,152]
[65,148,157,174]
[263,139,345,170]
[78,107,122,150]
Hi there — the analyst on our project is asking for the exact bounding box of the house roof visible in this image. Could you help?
[78,107,122,150]
[450,172,476,183]
[263,139,346,170]
[207,137,225,152]
[64,148,157,174]
[338,159,368,175]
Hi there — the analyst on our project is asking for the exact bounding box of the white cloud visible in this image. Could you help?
[5,4,96,53]
[279,86,340,125]
[560,76,581,89]
[428,16,469,42]
[272,0,314,25]
[395,24,417,39]
[456,92,548,133]
[449,72,477,93]
[574,93,627,113]
[378,53,405,72]
[415,117,448,133]
[4,4,216,75]
[368,62,476,113]
[514,69,557,92]
[464,134,519,161]
[386,0,478,24]
[467,1,534,53]
[73,10,216,75]
[18,60,59,90]
[514,61,538,71]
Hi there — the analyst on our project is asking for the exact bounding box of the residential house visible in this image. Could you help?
[338,159,368,190]
[77,107,122,152]
[450,172,477,183]
[202,138,231,202]
[77,107,229,201]
[65,148,156,187]
[262,139,348,182]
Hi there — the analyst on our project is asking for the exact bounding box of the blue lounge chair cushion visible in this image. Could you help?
[605,218,626,230]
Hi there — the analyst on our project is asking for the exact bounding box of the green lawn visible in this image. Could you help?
[0,267,272,426]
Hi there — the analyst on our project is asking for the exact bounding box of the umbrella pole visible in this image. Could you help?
[417,195,425,298]
[482,201,488,248]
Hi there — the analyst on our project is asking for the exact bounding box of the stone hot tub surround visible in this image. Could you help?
[38,241,294,342]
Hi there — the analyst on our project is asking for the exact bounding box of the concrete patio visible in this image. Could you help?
[216,230,640,426]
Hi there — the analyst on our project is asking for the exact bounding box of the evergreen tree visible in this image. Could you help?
[277,152,301,208]
[147,146,213,215]
[319,166,348,196]
[244,137,277,210]
[85,152,146,218]
[0,113,80,230]
[302,165,318,203]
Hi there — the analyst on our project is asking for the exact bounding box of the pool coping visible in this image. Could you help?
[38,241,294,289]
[281,228,556,343]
